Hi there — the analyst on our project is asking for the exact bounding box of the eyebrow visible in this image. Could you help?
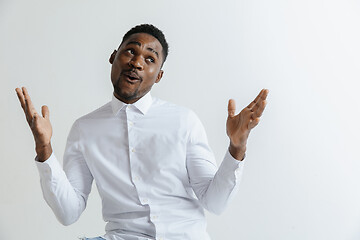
[126,41,159,58]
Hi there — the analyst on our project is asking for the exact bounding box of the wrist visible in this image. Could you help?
[35,143,52,162]
[229,143,246,161]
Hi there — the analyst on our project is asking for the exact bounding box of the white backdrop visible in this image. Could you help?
[1,0,360,239]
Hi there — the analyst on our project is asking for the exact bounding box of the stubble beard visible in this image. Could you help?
[112,76,154,103]
[114,87,139,102]
[113,78,140,102]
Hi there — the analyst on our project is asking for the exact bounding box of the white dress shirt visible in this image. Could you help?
[36,92,245,240]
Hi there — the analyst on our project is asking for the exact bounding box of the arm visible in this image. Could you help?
[187,89,268,214]
[186,114,244,215]
[16,87,93,225]
[36,121,93,225]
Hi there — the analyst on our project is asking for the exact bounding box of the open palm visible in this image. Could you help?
[226,89,268,159]
[16,87,53,160]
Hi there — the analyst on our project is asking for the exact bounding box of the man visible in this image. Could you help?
[16,24,268,240]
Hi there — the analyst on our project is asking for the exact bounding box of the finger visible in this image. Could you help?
[15,88,26,111]
[247,89,265,109]
[42,105,50,119]
[22,87,37,117]
[253,100,267,118]
[248,88,269,110]
[228,99,236,118]
[261,89,269,101]
[16,87,34,124]
[248,117,260,129]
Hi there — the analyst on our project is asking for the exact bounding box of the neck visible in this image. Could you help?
[113,92,140,104]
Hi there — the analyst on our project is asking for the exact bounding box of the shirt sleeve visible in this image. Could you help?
[186,111,245,215]
[35,120,93,225]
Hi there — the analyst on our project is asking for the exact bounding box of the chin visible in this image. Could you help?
[114,87,138,102]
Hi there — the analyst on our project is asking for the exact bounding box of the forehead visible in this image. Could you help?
[121,33,163,53]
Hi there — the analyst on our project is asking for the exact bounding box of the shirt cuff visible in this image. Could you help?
[218,150,245,180]
[35,152,65,181]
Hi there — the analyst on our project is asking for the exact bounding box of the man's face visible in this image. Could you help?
[110,33,164,104]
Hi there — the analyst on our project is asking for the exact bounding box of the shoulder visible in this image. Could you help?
[67,101,112,137]
[72,101,112,126]
[150,97,202,130]
[150,97,198,119]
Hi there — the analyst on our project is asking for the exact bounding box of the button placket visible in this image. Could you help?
[126,105,158,233]
[133,175,141,182]
[127,106,138,157]
[127,105,144,205]
[150,214,158,221]
[129,121,134,127]
[141,198,149,204]
[150,205,165,239]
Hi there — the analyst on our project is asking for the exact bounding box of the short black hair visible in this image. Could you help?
[121,24,169,64]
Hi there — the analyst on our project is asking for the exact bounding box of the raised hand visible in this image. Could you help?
[16,87,53,162]
[226,89,269,160]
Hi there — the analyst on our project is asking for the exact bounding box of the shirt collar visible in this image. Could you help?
[111,92,153,115]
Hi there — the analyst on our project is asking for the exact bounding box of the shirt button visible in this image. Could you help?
[133,176,140,181]
[131,148,136,153]
[158,237,164,240]
[129,121,134,126]
[142,198,148,204]
[151,215,158,220]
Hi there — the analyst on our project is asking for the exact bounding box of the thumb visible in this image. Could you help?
[41,105,50,119]
[228,99,236,118]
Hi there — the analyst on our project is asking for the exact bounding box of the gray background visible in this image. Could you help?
[1,0,360,239]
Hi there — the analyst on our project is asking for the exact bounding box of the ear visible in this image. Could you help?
[109,50,117,64]
[155,70,164,83]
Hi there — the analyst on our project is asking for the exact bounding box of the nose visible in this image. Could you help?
[129,56,144,70]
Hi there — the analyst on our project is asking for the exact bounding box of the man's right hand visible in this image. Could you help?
[16,87,53,162]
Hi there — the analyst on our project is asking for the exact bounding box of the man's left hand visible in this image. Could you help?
[226,89,269,161]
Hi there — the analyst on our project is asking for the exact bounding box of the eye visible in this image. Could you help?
[146,57,155,63]
[126,49,134,54]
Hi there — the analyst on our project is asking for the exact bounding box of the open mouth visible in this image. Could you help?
[123,71,141,83]
[127,75,138,80]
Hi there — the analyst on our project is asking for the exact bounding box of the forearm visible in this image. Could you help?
[36,153,87,225]
[193,150,244,215]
